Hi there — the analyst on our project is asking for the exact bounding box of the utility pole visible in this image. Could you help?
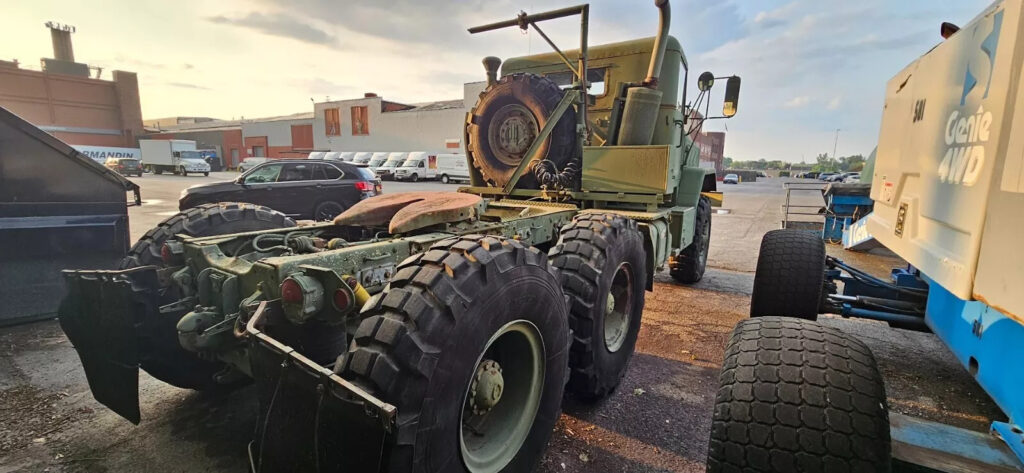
[832,128,840,161]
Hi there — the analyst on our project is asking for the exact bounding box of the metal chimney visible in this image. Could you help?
[45,22,76,62]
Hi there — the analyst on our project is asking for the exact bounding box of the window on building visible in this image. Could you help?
[351,106,369,135]
[325,108,341,136]
[252,145,265,157]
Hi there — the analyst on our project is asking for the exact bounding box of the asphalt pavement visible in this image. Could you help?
[0,175,1002,472]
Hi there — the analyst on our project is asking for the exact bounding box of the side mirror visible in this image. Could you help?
[697,71,715,92]
[723,76,741,117]
[235,176,245,185]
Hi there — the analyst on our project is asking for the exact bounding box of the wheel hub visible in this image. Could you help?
[604,262,634,353]
[487,104,539,166]
[460,320,545,473]
[469,359,504,415]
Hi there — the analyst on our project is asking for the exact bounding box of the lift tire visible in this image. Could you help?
[120,203,296,389]
[750,229,826,320]
[466,73,576,188]
[670,196,712,284]
[708,317,891,473]
[340,235,570,473]
[549,213,646,400]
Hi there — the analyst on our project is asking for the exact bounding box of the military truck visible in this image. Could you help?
[58,1,740,471]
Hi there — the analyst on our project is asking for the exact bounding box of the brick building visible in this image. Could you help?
[0,25,143,148]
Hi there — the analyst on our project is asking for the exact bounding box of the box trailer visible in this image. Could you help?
[139,139,210,176]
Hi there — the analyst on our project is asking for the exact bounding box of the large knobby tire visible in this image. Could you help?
[708,317,891,473]
[340,235,570,473]
[750,229,826,320]
[671,195,712,284]
[121,202,296,389]
[549,213,646,400]
[466,73,576,188]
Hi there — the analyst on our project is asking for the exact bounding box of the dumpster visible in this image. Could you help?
[0,106,141,326]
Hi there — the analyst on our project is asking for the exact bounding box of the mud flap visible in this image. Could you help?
[57,267,161,424]
[246,302,396,472]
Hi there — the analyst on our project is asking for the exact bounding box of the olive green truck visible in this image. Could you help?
[58,1,740,471]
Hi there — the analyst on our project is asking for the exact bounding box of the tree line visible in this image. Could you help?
[724,153,866,173]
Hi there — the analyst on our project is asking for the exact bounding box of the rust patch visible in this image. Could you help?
[332,192,483,234]
[389,193,483,234]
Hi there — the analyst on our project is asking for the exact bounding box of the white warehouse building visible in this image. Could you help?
[312,82,486,153]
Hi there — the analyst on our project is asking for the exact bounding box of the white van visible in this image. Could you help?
[376,152,409,180]
[394,152,434,182]
[352,152,373,165]
[323,152,341,161]
[307,151,327,160]
[366,152,390,173]
[436,154,470,183]
[337,152,356,162]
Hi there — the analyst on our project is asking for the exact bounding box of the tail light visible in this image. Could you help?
[280,274,325,324]
[332,288,352,312]
[160,244,173,264]
[281,278,304,303]
[355,181,373,192]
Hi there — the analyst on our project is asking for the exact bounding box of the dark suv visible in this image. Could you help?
[179,160,382,220]
[104,157,143,177]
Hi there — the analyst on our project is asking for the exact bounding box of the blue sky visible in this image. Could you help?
[3,0,993,161]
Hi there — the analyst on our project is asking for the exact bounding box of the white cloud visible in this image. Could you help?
[784,96,811,108]
[827,96,842,110]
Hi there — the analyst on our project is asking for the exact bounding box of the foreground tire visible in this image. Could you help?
[340,235,570,472]
[671,195,711,284]
[466,73,576,188]
[708,317,891,473]
[750,229,826,320]
[441,174,450,184]
[549,213,646,400]
[121,203,296,389]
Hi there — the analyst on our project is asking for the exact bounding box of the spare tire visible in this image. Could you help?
[467,73,576,188]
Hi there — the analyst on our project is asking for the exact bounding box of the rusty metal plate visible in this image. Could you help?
[333,192,483,233]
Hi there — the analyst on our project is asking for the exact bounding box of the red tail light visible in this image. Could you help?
[332,288,352,311]
[281,278,303,303]
[355,181,372,192]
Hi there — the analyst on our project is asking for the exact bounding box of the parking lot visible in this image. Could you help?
[0,176,1002,472]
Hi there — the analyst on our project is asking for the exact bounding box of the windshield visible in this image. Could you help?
[178,151,202,160]
[368,157,387,167]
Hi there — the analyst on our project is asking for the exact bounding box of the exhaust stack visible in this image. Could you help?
[618,0,671,145]
[643,0,671,87]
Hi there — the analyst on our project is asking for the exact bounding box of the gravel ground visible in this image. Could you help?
[0,176,1003,472]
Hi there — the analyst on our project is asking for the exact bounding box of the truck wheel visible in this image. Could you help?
[120,203,296,389]
[155,167,163,175]
[549,213,646,400]
[670,195,711,284]
[313,200,344,221]
[750,229,826,320]
[708,317,891,473]
[410,173,419,182]
[467,73,576,188]
[203,172,209,177]
[441,174,450,184]
[180,166,187,176]
[340,235,569,472]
